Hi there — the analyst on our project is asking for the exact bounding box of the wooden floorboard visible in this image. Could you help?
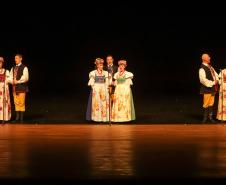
[0,123,226,184]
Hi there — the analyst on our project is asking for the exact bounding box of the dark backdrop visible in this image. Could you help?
[1,5,226,123]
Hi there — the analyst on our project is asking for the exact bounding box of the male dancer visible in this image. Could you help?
[199,53,218,123]
[9,54,29,122]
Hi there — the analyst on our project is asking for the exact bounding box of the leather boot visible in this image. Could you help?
[202,108,209,123]
[12,111,20,123]
[20,112,24,123]
[209,106,216,123]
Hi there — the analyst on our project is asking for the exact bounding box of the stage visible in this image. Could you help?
[21,92,208,124]
[1,124,226,184]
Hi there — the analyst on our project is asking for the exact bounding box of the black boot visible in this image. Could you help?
[20,112,24,123]
[12,111,20,123]
[202,108,209,123]
[209,106,216,123]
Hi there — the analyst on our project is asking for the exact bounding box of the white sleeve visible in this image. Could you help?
[126,72,133,86]
[219,70,226,85]
[5,70,11,84]
[199,68,215,87]
[88,71,95,86]
[113,73,117,86]
[17,67,29,84]
[126,78,133,86]
[8,68,14,84]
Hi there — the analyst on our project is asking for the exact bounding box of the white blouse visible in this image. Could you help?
[88,70,109,86]
[114,71,134,86]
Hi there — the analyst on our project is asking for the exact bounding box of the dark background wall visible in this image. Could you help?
[1,4,226,122]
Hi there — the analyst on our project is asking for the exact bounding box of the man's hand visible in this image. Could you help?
[13,80,19,84]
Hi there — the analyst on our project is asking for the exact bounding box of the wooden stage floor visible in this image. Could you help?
[1,123,226,184]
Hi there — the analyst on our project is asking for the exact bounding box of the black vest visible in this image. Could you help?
[200,64,216,94]
[13,64,28,93]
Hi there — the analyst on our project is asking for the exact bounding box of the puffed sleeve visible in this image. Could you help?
[219,69,226,85]
[5,69,11,84]
[125,72,134,86]
[8,68,14,84]
[113,72,118,86]
[88,71,95,86]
